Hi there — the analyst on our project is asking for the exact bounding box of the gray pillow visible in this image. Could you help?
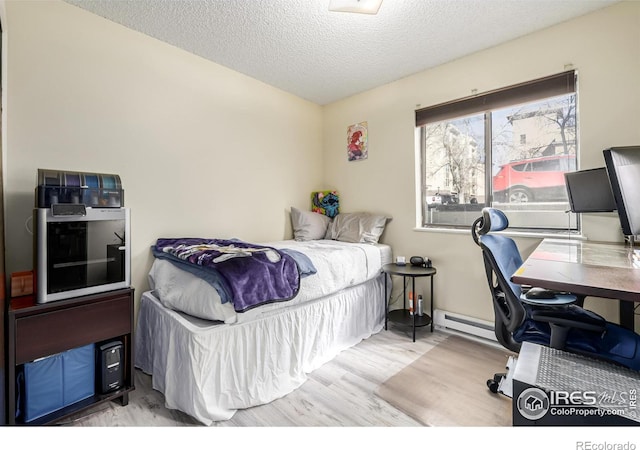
[291,207,332,241]
[324,212,389,244]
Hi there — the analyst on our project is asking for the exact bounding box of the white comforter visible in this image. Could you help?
[148,239,391,324]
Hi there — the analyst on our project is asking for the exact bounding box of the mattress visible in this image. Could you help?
[148,239,392,324]
[136,239,391,424]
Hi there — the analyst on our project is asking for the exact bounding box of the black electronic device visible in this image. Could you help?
[35,207,131,304]
[603,146,640,238]
[564,167,616,213]
[410,256,432,268]
[51,203,87,217]
[97,341,124,394]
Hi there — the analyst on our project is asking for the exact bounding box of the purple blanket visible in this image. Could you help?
[152,238,300,312]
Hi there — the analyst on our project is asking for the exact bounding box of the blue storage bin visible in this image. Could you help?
[17,343,95,423]
[18,353,65,422]
[63,344,95,405]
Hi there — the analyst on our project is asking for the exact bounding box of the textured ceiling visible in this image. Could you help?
[63,0,620,105]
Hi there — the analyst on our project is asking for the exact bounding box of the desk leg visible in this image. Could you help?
[430,275,434,332]
[620,301,635,331]
[412,277,416,342]
[403,278,406,311]
[384,273,388,330]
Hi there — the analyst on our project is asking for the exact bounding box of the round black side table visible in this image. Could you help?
[382,263,436,342]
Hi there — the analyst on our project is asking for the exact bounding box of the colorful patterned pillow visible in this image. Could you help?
[311,191,339,218]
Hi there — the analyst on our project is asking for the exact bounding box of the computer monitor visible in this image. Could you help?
[603,146,640,238]
[564,167,616,213]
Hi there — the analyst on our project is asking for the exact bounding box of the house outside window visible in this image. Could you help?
[416,71,578,232]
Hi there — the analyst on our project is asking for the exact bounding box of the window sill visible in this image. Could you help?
[413,226,587,241]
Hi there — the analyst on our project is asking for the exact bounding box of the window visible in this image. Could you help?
[416,71,577,231]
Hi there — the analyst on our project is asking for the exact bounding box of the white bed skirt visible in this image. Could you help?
[135,273,386,425]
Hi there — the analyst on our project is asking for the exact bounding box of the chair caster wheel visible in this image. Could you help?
[487,379,499,394]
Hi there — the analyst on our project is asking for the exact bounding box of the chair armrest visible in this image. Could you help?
[530,312,605,333]
[530,305,606,349]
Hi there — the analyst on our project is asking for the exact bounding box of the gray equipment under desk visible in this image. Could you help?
[512,342,640,426]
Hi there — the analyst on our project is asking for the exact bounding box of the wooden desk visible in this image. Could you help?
[512,238,640,330]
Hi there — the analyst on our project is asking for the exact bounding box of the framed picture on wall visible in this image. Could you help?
[347,122,368,161]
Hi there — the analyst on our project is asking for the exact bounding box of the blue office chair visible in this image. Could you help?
[472,207,640,391]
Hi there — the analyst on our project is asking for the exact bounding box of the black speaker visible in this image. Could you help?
[410,256,432,268]
[97,341,124,394]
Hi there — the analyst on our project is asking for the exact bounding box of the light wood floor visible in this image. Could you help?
[60,326,511,427]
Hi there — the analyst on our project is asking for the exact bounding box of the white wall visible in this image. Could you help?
[3,0,323,312]
[322,2,640,325]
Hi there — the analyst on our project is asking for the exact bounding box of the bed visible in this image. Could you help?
[134,210,392,424]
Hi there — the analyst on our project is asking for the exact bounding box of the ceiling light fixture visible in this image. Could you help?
[328,0,383,15]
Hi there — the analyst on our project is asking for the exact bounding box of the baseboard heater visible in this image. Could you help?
[433,309,497,342]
